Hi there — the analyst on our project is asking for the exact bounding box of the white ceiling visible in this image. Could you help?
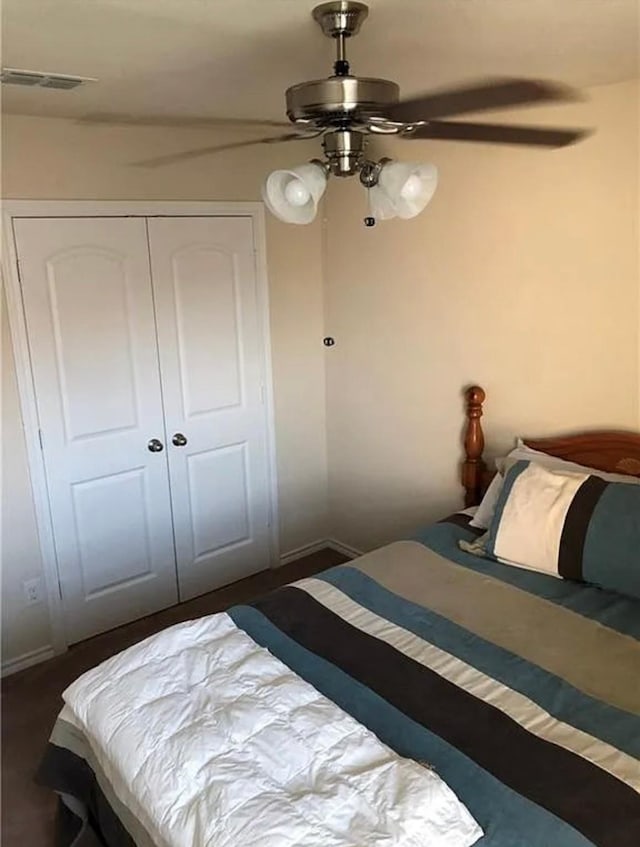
[2,0,638,123]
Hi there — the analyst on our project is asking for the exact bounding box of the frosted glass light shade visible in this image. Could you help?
[369,184,398,221]
[375,161,438,220]
[262,163,327,224]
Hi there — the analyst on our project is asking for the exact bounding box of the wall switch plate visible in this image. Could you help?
[23,577,42,606]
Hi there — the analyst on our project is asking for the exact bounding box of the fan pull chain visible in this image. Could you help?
[364,188,376,228]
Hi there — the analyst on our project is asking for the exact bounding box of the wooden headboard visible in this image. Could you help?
[462,385,640,507]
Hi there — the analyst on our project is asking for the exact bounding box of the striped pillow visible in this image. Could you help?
[486,460,640,598]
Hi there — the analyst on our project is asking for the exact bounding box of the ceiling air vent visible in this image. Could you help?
[0,68,97,89]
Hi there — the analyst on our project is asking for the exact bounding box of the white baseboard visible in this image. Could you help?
[278,539,332,566]
[279,538,363,567]
[2,644,55,677]
[325,538,364,559]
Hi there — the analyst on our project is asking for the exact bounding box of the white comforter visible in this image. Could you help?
[64,612,482,847]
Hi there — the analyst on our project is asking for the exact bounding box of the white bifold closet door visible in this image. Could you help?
[13,215,273,645]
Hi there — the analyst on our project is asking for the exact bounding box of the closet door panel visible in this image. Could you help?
[171,245,243,415]
[147,217,272,600]
[13,217,178,643]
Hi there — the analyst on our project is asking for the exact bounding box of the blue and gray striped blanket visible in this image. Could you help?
[230,516,640,847]
[39,515,640,846]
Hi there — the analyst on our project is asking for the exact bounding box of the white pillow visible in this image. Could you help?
[469,440,639,530]
[469,474,503,529]
[499,440,640,483]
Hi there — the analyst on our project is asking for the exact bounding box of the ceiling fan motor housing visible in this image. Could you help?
[286,77,399,124]
[288,2,398,126]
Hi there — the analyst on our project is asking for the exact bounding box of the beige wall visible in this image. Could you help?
[1,289,53,660]
[1,115,329,664]
[324,80,640,552]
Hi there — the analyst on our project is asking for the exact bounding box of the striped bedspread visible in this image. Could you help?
[230,518,640,847]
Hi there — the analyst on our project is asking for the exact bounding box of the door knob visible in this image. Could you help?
[172,432,188,447]
[147,438,164,453]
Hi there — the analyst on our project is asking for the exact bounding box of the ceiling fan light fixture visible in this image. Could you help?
[376,161,438,219]
[262,162,327,224]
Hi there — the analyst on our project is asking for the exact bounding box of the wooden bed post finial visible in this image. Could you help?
[462,385,486,507]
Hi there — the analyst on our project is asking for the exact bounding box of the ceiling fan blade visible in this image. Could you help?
[404,121,589,148]
[133,132,316,168]
[386,78,581,124]
[81,113,294,130]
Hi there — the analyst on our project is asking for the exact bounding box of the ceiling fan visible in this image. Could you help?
[84,1,590,225]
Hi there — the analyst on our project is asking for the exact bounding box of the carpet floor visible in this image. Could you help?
[1,549,347,847]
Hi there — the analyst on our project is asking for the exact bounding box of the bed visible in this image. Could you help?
[38,386,640,847]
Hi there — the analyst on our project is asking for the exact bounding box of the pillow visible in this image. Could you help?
[486,460,640,598]
[497,440,640,484]
[469,474,503,529]
[469,441,640,530]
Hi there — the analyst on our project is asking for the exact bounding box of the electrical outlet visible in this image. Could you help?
[23,577,42,606]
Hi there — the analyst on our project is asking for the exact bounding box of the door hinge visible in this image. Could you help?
[15,258,22,281]
[38,428,44,450]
